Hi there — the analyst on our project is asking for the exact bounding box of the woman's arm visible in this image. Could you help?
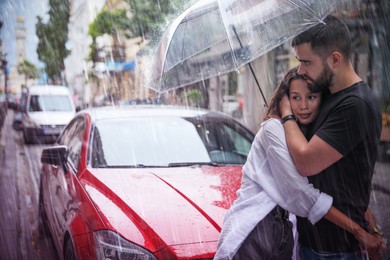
[324,207,386,255]
[246,119,331,224]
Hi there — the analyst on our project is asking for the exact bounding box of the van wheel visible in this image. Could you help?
[23,129,42,144]
[38,182,50,237]
[23,130,34,144]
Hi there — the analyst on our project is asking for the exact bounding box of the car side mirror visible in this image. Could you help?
[41,145,69,172]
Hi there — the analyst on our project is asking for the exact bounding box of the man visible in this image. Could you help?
[279,15,386,259]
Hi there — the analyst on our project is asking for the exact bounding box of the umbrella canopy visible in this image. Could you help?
[147,0,342,96]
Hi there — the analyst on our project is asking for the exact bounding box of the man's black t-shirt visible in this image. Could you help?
[297,81,382,252]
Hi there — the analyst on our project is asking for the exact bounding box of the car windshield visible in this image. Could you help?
[90,116,253,168]
[29,95,73,112]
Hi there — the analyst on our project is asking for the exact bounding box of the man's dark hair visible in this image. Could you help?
[292,15,351,60]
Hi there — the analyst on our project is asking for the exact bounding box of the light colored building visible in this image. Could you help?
[65,0,151,107]
[64,0,106,107]
[93,0,151,105]
[6,16,38,95]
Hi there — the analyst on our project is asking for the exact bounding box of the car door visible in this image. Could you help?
[46,116,86,249]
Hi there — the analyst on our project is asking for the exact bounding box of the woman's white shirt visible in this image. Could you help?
[214,118,332,260]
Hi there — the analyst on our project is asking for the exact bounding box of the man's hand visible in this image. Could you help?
[355,228,387,259]
[279,94,293,117]
[367,235,387,260]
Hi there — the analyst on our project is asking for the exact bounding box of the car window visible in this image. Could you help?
[29,95,42,111]
[29,95,73,112]
[189,118,253,164]
[92,117,210,167]
[58,117,85,170]
[222,125,252,156]
[91,116,253,168]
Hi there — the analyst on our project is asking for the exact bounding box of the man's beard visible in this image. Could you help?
[307,64,333,93]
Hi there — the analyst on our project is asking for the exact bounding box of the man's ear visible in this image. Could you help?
[330,51,342,66]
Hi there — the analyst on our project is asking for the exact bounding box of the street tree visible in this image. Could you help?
[36,0,70,83]
[17,59,39,86]
[87,0,187,62]
[88,9,129,62]
[127,0,186,42]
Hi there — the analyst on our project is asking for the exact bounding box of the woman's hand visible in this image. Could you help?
[279,94,293,117]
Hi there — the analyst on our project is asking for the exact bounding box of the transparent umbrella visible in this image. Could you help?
[148,0,343,105]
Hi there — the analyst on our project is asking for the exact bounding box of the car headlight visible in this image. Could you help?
[94,230,157,260]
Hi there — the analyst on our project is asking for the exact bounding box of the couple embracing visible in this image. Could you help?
[215,15,387,260]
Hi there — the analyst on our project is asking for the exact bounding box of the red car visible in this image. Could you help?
[39,105,254,259]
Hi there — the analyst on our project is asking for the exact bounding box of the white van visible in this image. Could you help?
[21,85,76,144]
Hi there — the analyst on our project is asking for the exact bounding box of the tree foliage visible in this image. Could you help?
[17,59,39,85]
[88,9,129,62]
[127,0,185,40]
[87,0,187,62]
[36,0,70,82]
[180,88,204,107]
[88,9,129,40]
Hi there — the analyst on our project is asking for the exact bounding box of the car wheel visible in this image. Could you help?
[64,239,76,260]
[23,129,34,144]
[23,129,42,144]
[38,182,50,237]
[12,119,22,131]
[38,182,61,258]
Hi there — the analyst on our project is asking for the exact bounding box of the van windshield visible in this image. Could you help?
[29,95,73,112]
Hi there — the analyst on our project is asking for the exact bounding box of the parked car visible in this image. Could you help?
[21,85,76,144]
[39,105,255,259]
[12,111,23,131]
[222,95,239,116]
[0,95,7,129]
[7,93,21,110]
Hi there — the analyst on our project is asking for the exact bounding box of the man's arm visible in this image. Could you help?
[365,208,376,228]
[324,206,386,255]
[364,208,387,259]
[280,94,342,176]
[247,119,332,223]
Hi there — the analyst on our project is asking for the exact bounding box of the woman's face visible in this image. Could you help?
[289,78,321,126]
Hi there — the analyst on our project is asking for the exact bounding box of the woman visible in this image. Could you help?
[214,67,381,260]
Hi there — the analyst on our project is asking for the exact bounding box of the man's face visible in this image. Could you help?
[294,43,333,92]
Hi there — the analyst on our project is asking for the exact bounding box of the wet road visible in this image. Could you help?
[0,109,389,259]
[370,160,390,258]
[0,109,57,259]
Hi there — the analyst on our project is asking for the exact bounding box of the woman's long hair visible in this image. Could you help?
[263,67,307,120]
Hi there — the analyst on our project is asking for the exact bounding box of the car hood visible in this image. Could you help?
[81,166,242,253]
[27,111,75,125]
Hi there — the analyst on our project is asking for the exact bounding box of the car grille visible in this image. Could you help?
[42,125,65,129]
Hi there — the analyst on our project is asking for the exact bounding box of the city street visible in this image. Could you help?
[0,108,389,259]
[0,109,57,259]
